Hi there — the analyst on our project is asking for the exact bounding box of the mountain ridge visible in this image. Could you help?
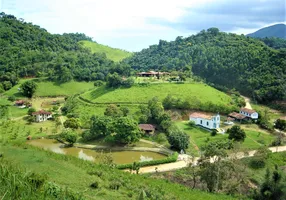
[247,24,286,39]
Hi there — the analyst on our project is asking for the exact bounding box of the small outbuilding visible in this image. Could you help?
[239,108,258,119]
[32,110,52,122]
[139,124,156,134]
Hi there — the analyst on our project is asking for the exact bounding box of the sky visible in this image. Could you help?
[1,0,285,51]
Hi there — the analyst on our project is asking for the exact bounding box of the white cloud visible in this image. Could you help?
[1,0,284,51]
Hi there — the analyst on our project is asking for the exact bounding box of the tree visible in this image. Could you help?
[167,125,189,150]
[27,107,36,116]
[94,80,104,87]
[21,81,37,98]
[104,104,123,117]
[0,105,9,119]
[275,119,286,131]
[198,141,230,193]
[253,166,286,200]
[63,118,81,129]
[59,129,78,146]
[112,117,142,144]
[106,73,122,88]
[88,116,112,140]
[227,125,246,142]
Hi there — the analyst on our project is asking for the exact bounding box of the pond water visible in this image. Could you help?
[27,139,166,164]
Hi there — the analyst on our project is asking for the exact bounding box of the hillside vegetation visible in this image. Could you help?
[82,83,231,104]
[80,83,237,114]
[79,40,132,62]
[5,79,94,97]
[247,24,286,39]
[125,28,286,103]
[0,13,131,92]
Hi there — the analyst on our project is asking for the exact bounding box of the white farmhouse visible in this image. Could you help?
[32,110,52,122]
[239,108,258,119]
[189,112,220,129]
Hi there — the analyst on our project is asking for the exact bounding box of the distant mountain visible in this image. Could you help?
[79,40,132,62]
[247,24,286,39]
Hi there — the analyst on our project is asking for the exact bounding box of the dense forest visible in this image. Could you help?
[0,13,131,91]
[125,28,286,103]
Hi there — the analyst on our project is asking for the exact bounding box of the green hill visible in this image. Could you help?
[247,24,286,39]
[0,13,130,92]
[80,83,236,114]
[79,40,132,62]
[124,28,286,103]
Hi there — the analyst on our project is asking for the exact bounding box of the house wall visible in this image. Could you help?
[35,114,52,122]
[240,111,258,119]
[189,114,220,129]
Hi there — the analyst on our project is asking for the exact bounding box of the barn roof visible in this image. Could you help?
[229,112,246,120]
[139,124,156,131]
[189,112,216,120]
[32,110,52,115]
[240,108,257,114]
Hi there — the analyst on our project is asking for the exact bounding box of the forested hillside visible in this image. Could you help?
[247,24,286,39]
[0,13,131,91]
[125,28,286,103]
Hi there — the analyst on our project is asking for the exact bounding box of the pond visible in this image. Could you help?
[27,139,166,164]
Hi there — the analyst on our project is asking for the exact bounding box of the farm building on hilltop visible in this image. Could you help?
[137,71,170,78]
[239,108,258,119]
[14,100,31,108]
[139,124,156,134]
[32,110,52,122]
[189,112,220,129]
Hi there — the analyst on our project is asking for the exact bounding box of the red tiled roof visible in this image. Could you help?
[229,112,246,120]
[189,112,213,120]
[32,110,52,115]
[15,100,25,105]
[139,124,155,131]
[240,108,256,114]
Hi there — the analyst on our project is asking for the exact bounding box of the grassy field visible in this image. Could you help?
[4,79,94,97]
[176,121,275,155]
[79,40,132,62]
[81,83,233,106]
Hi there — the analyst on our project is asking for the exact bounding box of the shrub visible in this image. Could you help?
[90,181,99,189]
[211,130,217,136]
[94,80,104,87]
[117,152,178,169]
[63,118,81,129]
[249,157,266,169]
[27,107,36,116]
[8,95,16,102]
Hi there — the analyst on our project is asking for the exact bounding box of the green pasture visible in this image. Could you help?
[81,83,232,106]
[79,40,132,62]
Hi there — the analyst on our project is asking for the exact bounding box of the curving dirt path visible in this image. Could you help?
[242,95,252,109]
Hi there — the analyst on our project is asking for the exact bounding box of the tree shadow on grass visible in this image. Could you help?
[89,86,115,100]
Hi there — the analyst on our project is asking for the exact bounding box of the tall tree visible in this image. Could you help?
[21,81,37,98]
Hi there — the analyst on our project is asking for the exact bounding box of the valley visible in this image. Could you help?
[0,13,285,200]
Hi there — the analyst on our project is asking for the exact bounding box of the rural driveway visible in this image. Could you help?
[135,145,286,174]
[242,95,252,109]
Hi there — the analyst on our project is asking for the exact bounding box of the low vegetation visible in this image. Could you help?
[79,40,132,62]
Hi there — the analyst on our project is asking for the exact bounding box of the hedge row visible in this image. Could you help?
[116,152,178,170]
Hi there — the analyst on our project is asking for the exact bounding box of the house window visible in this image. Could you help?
[200,120,202,124]
[207,122,209,126]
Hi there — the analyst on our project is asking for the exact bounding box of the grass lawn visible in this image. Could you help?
[176,121,275,155]
[81,83,232,106]
[79,40,132,62]
[5,79,94,97]
[0,97,12,105]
